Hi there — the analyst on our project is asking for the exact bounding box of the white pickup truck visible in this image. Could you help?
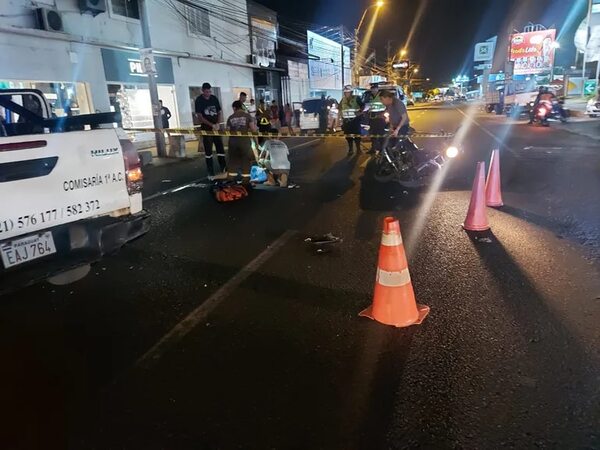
[0,89,149,293]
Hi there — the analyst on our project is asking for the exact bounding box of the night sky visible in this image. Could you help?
[256,0,586,82]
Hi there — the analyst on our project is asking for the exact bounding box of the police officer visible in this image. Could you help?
[364,83,386,154]
[339,85,363,156]
[256,99,272,145]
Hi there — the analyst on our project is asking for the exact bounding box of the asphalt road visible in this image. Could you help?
[1,104,599,450]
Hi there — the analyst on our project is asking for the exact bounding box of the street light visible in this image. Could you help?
[356,1,385,36]
[400,49,408,57]
[354,1,385,84]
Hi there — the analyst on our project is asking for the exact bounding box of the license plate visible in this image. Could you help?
[1,231,57,269]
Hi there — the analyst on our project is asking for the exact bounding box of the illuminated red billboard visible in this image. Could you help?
[509,29,557,75]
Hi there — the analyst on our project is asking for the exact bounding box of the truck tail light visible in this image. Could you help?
[121,139,143,195]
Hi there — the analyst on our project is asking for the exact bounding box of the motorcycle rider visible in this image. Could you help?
[363,83,386,154]
[528,86,545,124]
[339,85,363,156]
[380,90,410,145]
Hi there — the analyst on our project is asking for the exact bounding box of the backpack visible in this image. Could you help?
[212,183,249,202]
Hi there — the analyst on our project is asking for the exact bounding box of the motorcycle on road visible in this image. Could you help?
[368,131,459,188]
[529,100,567,127]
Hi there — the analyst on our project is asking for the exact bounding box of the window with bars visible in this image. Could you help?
[111,0,140,20]
[186,5,210,38]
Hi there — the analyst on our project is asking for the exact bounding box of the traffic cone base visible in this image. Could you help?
[462,222,490,231]
[463,161,490,231]
[359,217,429,328]
[360,303,430,328]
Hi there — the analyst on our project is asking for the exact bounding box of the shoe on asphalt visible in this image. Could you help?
[213,172,228,180]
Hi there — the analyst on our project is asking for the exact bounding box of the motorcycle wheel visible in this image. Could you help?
[371,157,396,183]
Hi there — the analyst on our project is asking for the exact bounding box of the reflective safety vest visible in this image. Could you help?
[340,96,360,120]
[257,108,270,126]
[369,93,386,114]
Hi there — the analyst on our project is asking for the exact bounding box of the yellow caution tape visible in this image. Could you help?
[122,127,454,139]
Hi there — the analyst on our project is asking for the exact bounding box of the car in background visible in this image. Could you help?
[586,97,600,118]
[296,97,340,132]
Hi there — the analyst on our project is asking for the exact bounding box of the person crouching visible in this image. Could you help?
[259,139,291,187]
[226,100,256,185]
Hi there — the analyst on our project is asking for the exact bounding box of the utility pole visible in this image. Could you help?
[340,25,345,89]
[139,0,167,157]
[386,39,392,80]
[582,0,593,98]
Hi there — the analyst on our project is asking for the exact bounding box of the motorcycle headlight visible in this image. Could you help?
[445,146,459,158]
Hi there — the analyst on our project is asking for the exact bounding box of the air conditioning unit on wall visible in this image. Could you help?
[79,0,107,17]
[35,8,64,32]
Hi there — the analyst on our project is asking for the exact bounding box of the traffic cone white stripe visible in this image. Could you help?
[381,232,403,247]
[376,268,411,287]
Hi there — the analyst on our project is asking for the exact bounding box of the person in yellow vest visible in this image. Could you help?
[365,83,386,154]
[339,85,364,156]
[256,99,272,145]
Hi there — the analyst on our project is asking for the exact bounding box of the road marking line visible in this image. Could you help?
[455,108,517,155]
[143,139,321,202]
[135,230,296,369]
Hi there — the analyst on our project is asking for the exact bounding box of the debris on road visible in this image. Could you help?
[305,233,342,254]
[304,233,343,245]
[475,237,493,243]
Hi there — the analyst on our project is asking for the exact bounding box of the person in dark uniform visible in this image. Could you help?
[159,100,172,128]
[195,82,226,179]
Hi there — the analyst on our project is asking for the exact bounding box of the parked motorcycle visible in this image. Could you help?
[369,134,459,187]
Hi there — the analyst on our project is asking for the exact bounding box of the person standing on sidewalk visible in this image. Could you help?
[238,92,249,113]
[159,100,172,129]
[226,101,256,185]
[284,103,293,132]
[248,98,257,118]
[195,82,226,179]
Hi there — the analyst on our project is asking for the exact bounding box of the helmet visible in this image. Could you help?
[343,85,353,93]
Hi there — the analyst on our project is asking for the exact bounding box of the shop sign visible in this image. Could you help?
[509,29,557,75]
[393,60,410,70]
[101,48,174,84]
[474,42,494,62]
[584,80,597,96]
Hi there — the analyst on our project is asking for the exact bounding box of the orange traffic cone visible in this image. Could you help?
[463,161,490,231]
[359,217,430,328]
[486,149,504,207]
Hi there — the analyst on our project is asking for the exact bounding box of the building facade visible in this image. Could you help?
[0,0,259,135]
